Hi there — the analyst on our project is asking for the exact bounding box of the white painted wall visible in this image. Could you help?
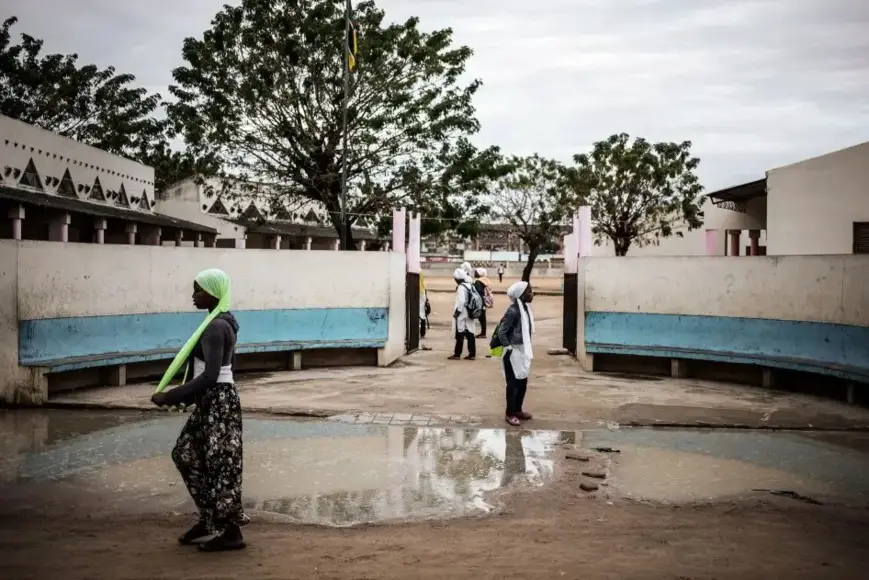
[381,252,407,366]
[14,242,394,320]
[766,141,869,256]
[0,241,407,401]
[0,244,32,403]
[0,115,155,206]
[582,255,869,327]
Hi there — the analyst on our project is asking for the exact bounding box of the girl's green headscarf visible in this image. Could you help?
[155,268,232,393]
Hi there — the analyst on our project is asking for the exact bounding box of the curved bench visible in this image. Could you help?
[19,307,389,393]
[584,312,869,398]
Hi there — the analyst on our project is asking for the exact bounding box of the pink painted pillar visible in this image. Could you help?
[392,207,406,255]
[577,206,592,257]
[705,230,718,256]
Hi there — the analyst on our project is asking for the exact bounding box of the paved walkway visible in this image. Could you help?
[49,295,869,431]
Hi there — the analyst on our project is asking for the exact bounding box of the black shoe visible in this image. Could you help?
[464,355,476,360]
[198,524,246,552]
[178,520,211,545]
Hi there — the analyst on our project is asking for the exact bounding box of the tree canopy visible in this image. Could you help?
[567,133,704,256]
[490,154,573,281]
[168,0,501,249]
[0,16,164,160]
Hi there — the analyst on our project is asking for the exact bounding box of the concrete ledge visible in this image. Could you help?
[22,340,387,373]
[587,343,869,384]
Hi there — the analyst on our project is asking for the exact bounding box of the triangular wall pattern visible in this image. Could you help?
[115,183,130,207]
[56,168,77,198]
[18,158,43,191]
[139,191,151,211]
[240,202,265,221]
[89,177,106,201]
[207,198,230,216]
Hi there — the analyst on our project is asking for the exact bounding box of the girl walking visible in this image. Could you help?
[151,268,248,552]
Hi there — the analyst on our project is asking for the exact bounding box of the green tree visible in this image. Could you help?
[168,0,500,249]
[0,16,164,159]
[490,154,574,282]
[568,133,704,256]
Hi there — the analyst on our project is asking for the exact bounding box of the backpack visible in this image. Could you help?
[482,285,494,309]
[424,297,431,317]
[463,282,484,320]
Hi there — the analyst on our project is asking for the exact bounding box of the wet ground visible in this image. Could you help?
[3,409,869,531]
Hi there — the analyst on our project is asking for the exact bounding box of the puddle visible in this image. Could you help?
[584,429,869,504]
[3,410,869,527]
[0,410,573,526]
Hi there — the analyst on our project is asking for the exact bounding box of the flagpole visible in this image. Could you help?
[338,0,352,251]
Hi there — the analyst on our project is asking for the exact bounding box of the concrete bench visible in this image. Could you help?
[584,311,869,402]
[19,307,389,395]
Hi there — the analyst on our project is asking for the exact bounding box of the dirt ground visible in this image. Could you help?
[2,454,868,580]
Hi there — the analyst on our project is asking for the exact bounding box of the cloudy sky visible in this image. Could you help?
[4,0,869,190]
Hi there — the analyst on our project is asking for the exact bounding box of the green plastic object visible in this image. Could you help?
[154,268,232,394]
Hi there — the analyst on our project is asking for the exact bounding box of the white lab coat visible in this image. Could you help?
[452,283,478,335]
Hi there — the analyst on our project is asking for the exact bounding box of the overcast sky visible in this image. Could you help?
[4,0,869,190]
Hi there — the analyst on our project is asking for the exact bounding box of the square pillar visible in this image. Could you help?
[671,359,689,379]
[234,237,246,249]
[125,223,137,245]
[8,205,25,240]
[94,218,107,244]
[48,213,71,243]
[748,230,760,256]
[305,237,312,251]
[728,230,741,256]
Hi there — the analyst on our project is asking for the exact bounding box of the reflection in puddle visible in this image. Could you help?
[0,411,574,526]
[4,410,869,526]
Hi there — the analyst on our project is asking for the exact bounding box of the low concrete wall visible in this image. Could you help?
[421,261,563,279]
[1,241,407,403]
[578,255,869,383]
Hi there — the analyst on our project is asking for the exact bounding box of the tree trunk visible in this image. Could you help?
[521,245,539,282]
[613,237,631,256]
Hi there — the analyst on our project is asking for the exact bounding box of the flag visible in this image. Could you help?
[347,19,358,71]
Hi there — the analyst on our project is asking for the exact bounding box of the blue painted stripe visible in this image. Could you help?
[19,307,388,365]
[585,312,869,381]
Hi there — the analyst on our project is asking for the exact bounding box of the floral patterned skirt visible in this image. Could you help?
[171,383,248,530]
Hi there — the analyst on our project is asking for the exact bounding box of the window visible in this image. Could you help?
[854,222,869,254]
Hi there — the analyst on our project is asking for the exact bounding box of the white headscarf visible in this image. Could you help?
[506,281,534,360]
[453,267,470,283]
[476,267,487,277]
[461,261,473,277]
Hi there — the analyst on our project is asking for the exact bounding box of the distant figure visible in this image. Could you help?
[448,267,477,360]
[498,281,535,426]
[151,268,248,552]
[474,268,494,339]
[497,263,505,283]
[419,272,430,346]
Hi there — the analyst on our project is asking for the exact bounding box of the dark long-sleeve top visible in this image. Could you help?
[497,302,524,347]
[162,312,239,407]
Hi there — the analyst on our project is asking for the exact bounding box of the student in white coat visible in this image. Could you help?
[497,281,535,426]
[448,268,477,360]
